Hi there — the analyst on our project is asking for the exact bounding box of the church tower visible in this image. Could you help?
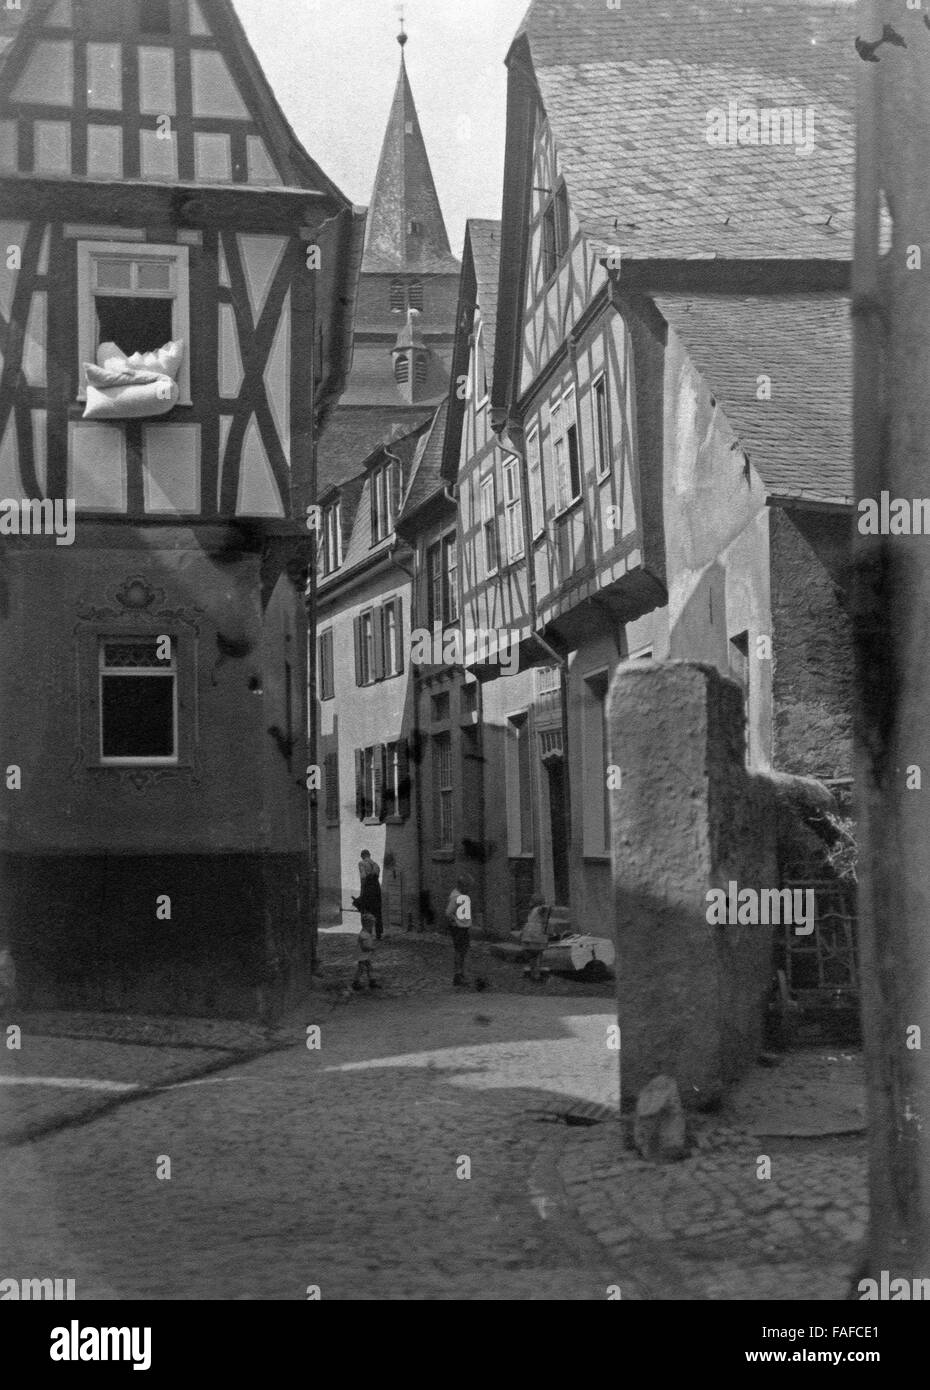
[318,24,459,489]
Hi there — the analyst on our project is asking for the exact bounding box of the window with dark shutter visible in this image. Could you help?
[319,629,334,701]
[373,607,386,682]
[354,748,365,820]
[353,615,363,687]
[373,744,385,821]
[324,750,339,823]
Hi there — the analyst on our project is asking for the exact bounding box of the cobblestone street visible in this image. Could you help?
[0,936,867,1301]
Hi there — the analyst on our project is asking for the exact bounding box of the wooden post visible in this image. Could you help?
[852,0,930,1282]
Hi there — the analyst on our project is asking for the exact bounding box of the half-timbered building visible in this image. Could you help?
[0,0,364,1016]
[447,0,857,937]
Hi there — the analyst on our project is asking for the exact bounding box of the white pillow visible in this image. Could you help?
[97,340,185,380]
[85,362,163,389]
[83,379,179,421]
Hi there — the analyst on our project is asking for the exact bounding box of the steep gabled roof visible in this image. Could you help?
[514,0,855,261]
[363,42,460,274]
[654,292,853,505]
[442,218,501,484]
[397,398,450,524]
[318,406,436,494]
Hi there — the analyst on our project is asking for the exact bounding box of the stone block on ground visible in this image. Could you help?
[634,1074,688,1162]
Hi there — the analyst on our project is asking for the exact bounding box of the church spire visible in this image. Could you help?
[362,25,459,275]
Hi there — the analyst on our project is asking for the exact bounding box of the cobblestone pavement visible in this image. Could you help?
[0,938,868,1300]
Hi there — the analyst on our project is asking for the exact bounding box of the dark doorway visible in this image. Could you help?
[546,756,570,906]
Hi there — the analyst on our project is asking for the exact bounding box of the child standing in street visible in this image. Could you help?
[445,875,473,987]
[352,913,381,991]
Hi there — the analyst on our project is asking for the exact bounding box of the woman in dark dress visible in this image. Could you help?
[354,850,383,940]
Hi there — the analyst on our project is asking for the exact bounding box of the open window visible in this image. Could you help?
[77,240,191,405]
[99,637,177,765]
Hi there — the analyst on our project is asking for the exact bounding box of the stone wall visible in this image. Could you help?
[608,660,777,1106]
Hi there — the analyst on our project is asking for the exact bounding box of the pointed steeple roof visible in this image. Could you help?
[363,31,459,275]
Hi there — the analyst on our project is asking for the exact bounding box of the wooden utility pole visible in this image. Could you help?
[852,0,930,1281]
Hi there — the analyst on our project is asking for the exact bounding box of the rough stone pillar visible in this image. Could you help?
[607,661,776,1107]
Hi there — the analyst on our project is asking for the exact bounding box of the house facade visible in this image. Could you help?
[0,0,364,1015]
[436,0,856,939]
[315,30,459,928]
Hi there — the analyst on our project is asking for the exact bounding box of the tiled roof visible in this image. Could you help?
[363,52,461,275]
[318,406,435,493]
[468,219,502,383]
[398,399,450,522]
[332,422,431,579]
[518,0,856,260]
[653,292,852,503]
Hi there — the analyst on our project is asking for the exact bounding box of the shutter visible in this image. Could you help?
[394,599,404,676]
[354,748,365,820]
[373,605,385,681]
[397,738,411,819]
[373,744,385,821]
[353,615,362,686]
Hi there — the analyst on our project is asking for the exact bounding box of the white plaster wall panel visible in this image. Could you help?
[138,47,176,116]
[246,136,282,186]
[86,43,121,110]
[86,124,122,178]
[217,414,232,510]
[0,417,22,496]
[191,50,250,120]
[195,131,231,182]
[22,291,46,387]
[0,222,28,320]
[33,120,70,175]
[237,235,286,323]
[140,127,178,180]
[218,302,243,397]
[265,291,290,458]
[31,410,47,494]
[143,423,200,513]
[0,121,17,170]
[45,0,73,26]
[11,41,73,106]
[189,0,212,37]
[236,415,283,517]
[68,422,126,511]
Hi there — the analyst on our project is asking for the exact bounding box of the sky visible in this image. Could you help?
[234,0,532,258]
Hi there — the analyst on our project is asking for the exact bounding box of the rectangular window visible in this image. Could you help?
[324,749,339,824]
[322,503,342,575]
[502,456,524,563]
[593,374,611,480]
[473,320,488,406]
[383,739,411,820]
[542,183,570,280]
[99,637,176,764]
[371,460,400,544]
[427,535,458,628]
[318,628,334,701]
[355,610,375,687]
[433,732,453,850]
[552,389,582,512]
[382,598,404,678]
[481,475,499,576]
[77,240,190,403]
[583,671,611,856]
[526,427,545,538]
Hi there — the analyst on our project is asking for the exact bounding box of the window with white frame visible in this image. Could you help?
[99,636,177,764]
[502,455,524,563]
[481,474,499,576]
[371,459,400,544]
[322,503,342,575]
[427,534,458,628]
[552,387,582,512]
[77,240,190,403]
[433,732,454,850]
[593,373,611,480]
[382,598,404,678]
[526,426,545,538]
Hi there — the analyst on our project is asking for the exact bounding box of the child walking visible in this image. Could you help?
[352,912,381,991]
[445,875,473,987]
